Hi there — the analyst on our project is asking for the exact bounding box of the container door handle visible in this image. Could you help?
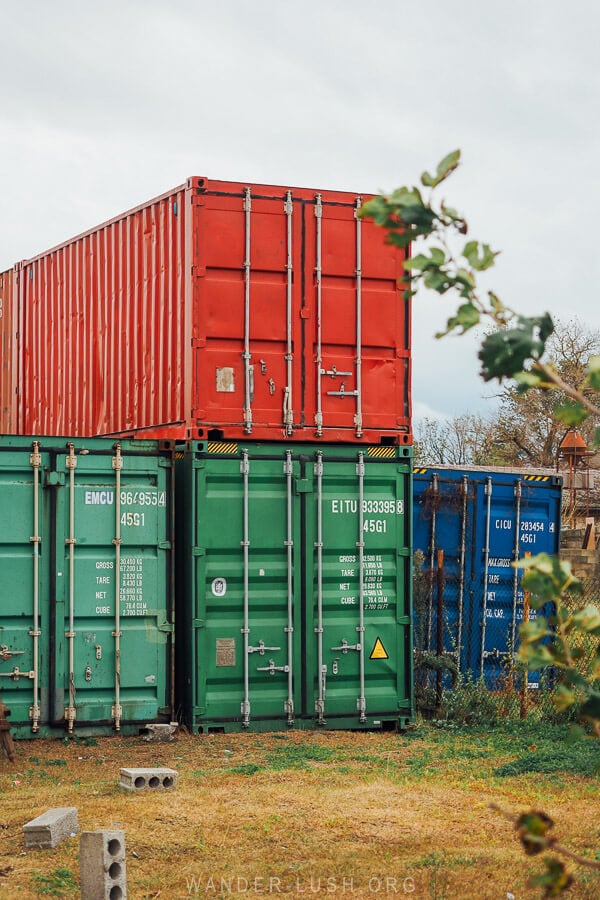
[330,639,362,653]
[248,641,281,655]
[256,659,290,676]
[0,645,25,661]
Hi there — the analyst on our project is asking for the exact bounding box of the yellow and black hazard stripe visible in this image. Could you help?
[207,441,239,455]
[367,446,397,459]
[413,466,428,474]
[523,475,550,482]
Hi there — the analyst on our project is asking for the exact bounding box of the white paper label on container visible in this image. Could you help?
[216,367,235,392]
[211,577,227,597]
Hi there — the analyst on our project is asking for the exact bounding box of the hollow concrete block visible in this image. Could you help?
[23,807,78,849]
[119,767,178,791]
[80,829,126,899]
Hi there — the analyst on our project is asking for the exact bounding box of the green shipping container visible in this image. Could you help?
[177,442,413,732]
[0,437,173,738]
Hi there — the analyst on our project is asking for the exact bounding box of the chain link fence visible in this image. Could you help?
[414,560,600,723]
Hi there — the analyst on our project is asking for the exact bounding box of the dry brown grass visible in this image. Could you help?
[0,728,598,898]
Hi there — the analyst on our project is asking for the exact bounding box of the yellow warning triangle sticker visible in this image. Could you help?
[370,637,389,660]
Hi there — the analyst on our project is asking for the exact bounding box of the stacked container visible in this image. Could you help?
[0,178,411,445]
[0,177,414,733]
[176,441,413,732]
[413,465,562,689]
[0,436,173,738]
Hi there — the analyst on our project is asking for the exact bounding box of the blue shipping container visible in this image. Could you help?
[412,465,562,688]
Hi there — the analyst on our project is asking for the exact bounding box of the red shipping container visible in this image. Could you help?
[1,178,411,443]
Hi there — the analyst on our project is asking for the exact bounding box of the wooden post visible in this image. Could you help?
[436,549,444,712]
[0,697,16,762]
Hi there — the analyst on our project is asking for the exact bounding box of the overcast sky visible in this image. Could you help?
[2,1,599,423]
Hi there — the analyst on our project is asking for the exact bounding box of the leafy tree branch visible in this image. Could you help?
[361,151,600,896]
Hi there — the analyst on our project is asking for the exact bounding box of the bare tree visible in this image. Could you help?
[414,412,496,465]
[486,319,600,468]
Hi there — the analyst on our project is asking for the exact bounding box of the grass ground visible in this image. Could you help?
[0,723,598,899]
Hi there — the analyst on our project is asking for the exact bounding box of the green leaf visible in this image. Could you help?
[439,302,481,336]
[440,203,460,219]
[571,603,600,635]
[514,371,547,392]
[516,553,582,601]
[554,400,589,427]
[587,354,600,390]
[516,811,554,856]
[403,247,446,272]
[440,201,468,234]
[552,684,578,712]
[403,253,434,272]
[463,240,499,271]
[478,314,554,382]
[580,692,600,722]
[386,231,413,250]
[529,857,574,895]
[454,268,476,292]
[488,291,506,316]
[360,190,433,247]
[420,149,461,188]
[423,268,453,293]
[538,312,555,343]
[479,329,533,381]
[359,196,388,224]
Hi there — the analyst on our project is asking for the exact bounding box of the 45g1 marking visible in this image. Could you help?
[121,512,145,527]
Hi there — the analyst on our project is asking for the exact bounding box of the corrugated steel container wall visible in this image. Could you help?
[0,268,17,432]
[14,185,188,437]
[176,441,413,733]
[0,436,174,738]
[412,465,562,688]
[9,178,411,444]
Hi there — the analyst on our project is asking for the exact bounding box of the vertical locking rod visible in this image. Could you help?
[243,188,253,434]
[511,480,523,657]
[284,192,294,435]
[29,441,42,732]
[314,195,324,436]
[65,443,77,732]
[457,475,469,673]
[240,451,251,725]
[112,445,123,731]
[356,452,366,721]
[284,451,294,723]
[354,198,363,438]
[480,477,493,677]
[427,473,438,652]
[314,452,325,723]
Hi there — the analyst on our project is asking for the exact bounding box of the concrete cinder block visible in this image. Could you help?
[119,767,178,791]
[141,723,177,742]
[23,807,78,849]
[80,829,126,900]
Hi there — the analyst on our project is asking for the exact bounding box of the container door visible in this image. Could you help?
[53,443,171,731]
[412,470,471,677]
[190,450,302,727]
[474,475,561,688]
[0,442,48,730]
[307,196,410,440]
[306,449,412,725]
[192,185,304,436]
